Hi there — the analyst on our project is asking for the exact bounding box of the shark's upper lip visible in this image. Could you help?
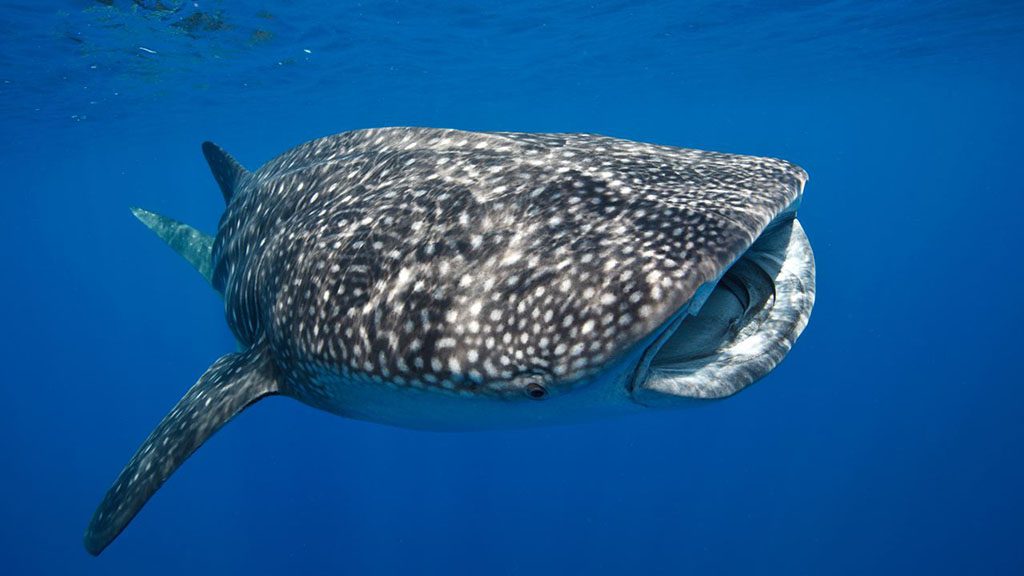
[631,215,815,405]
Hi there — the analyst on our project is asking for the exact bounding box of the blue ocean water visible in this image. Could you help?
[2,1,1023,573]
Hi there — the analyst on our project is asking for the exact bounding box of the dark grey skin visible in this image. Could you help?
[85,128,815,555]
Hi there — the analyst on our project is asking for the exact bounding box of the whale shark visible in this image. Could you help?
[85,127,815,555]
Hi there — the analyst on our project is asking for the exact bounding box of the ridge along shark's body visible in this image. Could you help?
[85,127,816,555]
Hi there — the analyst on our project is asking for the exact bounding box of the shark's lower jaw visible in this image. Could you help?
[632,215,816,405]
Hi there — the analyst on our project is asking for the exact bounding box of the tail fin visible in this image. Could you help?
[84,346,279,555]
[130,207,215,285]
[202,141,249,203]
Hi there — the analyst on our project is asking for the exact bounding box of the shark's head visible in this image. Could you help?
[411,201,815,417]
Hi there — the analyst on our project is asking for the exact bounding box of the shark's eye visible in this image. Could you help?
[525,383,547,400]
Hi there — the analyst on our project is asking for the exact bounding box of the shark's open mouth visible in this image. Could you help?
[633,214,815,404]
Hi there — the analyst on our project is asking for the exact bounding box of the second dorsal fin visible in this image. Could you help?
[202,141,249,203]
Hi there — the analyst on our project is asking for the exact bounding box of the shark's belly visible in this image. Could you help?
[282,357,647,431]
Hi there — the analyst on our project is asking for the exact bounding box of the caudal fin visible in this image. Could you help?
[84,346,279,555]
[130,207,216,285]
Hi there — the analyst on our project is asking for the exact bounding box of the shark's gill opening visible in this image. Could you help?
[636,216,815,403]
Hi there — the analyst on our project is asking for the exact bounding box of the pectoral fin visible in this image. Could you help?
[84,345,279,555]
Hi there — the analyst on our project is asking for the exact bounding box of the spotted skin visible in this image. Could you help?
[85,127,810,555]
[214,128,806,399]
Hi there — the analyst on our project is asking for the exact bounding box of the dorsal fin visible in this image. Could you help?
[201,141,249,203]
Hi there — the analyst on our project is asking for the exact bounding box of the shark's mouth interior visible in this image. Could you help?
[634,214,815,403]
